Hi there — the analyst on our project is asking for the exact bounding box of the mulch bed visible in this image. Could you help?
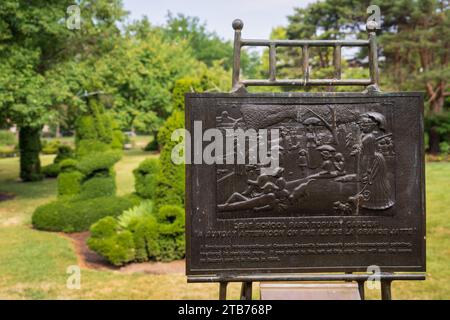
[0,192,16,202]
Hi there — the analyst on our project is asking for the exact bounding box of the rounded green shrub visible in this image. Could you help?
[59,158,78,172]
[41,140,61,155]
[133,158,160,199]
[57,171,84,197]
[76,150,122,176]
[54,145,73,163]
[88,217,135,266]
[42,163,60,178]
[157,205,185,236]
[129,215,160,262]
[32,196,133,232]
[76,139,110,157]
[79,176,116,200]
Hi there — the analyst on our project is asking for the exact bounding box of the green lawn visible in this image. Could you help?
[0,154,449,299]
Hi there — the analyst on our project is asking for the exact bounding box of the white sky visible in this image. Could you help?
[122,0,316,41]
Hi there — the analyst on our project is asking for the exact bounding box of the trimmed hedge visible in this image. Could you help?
[19,126,43,182]
[87,204,185,265]
[42,163,60,178]
[79,176,116,200]
[32,196,134,233]
[133,158,160,199]
[87,217,135,266]
[154,110,185,209]
[57,171,84,197]
[76,150,122,176]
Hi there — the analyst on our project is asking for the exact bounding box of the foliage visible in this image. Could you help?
[32,196,134,233]
[18,127,42,181]
[41,163,60,178]
[76,150,122,176]
[133,159,160,199]
[57,171,84,197]
[283,0,450,152]
[154,110,185,209]
[78,177,116,200]
[118,200,154,229]
[54,145,73,164]
[0,130,16,146]
[87,202,186,265]
[0,0,127,180]
[41,140,62,155]
[87,217,136,266]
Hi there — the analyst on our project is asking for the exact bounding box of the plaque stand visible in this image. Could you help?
[185,18,426,301]
[188,273,426,300]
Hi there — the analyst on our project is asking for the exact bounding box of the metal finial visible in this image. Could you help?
[366,20,378,31]
[232,19,244,31]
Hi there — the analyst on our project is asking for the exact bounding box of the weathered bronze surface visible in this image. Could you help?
[185,92,425,275]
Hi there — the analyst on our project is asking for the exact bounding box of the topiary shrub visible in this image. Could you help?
[19,126,43,182]
[57,171,84,197]
[32,196,134,232]
[42,163,60,178]
[157,205,185,236]
[133,158,160,199]
[41,140,61,155]
[78,176,116,200]
[76,150,122,176]
[128,215,160,262]
[154,111,185,209]
[54,145,73,163]
[42,145,74,178]
[87,217,135,266]
[76,139,111,157]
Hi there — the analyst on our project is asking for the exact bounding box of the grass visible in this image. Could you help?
[0,152,449,299]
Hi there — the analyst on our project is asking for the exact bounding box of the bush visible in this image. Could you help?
[143,139,158,151]
[76,139,110,157]
[76,150,122,176]
[57,171,84,197]
[0,145,18,158]
[54,145,73,163]
[41,140,61,155]
[42,163,60,178]
[128,215,160,262]
[157,205,185,236]
[154,111,185,209]
[19,126,43,182]
[32,196,134,232]
[79,176,116,200]
[0,130,16,146]
[133,158,160,199]
[59,158,78,172]
[88,217,135,266]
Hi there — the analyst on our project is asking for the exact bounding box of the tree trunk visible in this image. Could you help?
[19,126,43,182]
[428,126,441,154]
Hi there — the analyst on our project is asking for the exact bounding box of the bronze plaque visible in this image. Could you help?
[185,92,425,276]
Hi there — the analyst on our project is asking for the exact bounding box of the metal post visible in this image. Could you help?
[334,45,341,80]
[219,282,228,300]
[240,281,253,300]
[232,19,244,91]
[303,45,309,85]
[381,280,392,300]
[269,44,277,81]
[367,21,380,90]
[357,281,365,300]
